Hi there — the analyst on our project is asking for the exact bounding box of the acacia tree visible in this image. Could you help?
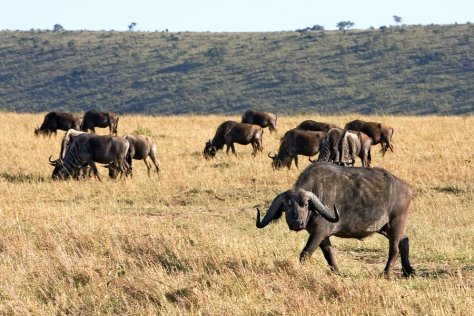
[128,22,137,31]
[53,24,64,32]
[393,15,402,25]
[336,21,355,34]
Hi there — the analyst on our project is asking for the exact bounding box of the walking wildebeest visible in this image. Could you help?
[49,133,130,181]
[81,110,119,135]
[337,129,372,167]
[34,111,81,137]
[344,119,394,156]
[296,120,340,133]
[241,109,277,133]
[256,161,415,277]
[268,129,327,169]
[203,121,263,159]
[107,134,160,178]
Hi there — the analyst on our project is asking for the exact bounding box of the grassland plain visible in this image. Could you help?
[0,113,472,315]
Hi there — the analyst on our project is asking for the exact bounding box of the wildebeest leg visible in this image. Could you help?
[91,127,96,134]
[300,231,326,263]
[225,145,231,155]
[143,158,152,176]
[294,155,299,169]
[230,143,237,156]
[149,154,160,175]
[87,160,101,182]
[319,238,339,273]
[399,236,415,277]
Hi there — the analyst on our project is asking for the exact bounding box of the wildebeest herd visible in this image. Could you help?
[36,108,414,277]
[37,110,160,181]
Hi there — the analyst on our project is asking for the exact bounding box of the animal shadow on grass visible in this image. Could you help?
[415,264,474,279]
[0,172,46,183]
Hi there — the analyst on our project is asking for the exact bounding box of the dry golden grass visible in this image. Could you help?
[0,113,472,315]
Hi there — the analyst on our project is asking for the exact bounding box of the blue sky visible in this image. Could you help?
[1,0,472,32]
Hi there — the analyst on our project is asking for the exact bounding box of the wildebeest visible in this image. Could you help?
[344,119,394,156]
[107,134,160,178]
[337,130,372,167]
[34,111,81,137]
[296,120,340,133]
[256,161,415,277]
[49,134,130,181]
[203,121,263,159]
[50,129,90,179]
[317,128,344,163]
[241,109,277,133]
[268,129,327,169]
[80,110,119,135]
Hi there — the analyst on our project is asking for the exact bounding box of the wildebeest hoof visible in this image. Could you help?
[402,267,416,278]
[299,252,310,263]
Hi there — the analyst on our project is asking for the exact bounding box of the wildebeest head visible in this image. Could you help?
[256,189,339,231]
[34,126,50,137]
[203,140,217,159]
[49,156,73,180]
[268,152,292,170]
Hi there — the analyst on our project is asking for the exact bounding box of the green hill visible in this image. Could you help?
[0,24,473,115]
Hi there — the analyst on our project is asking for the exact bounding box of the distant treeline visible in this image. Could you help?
[0,24,473,115]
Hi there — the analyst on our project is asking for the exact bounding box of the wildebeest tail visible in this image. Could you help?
[337,129,349,164]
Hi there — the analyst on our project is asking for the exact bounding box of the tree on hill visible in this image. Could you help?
[336,21,355,33]
[393,15,402,25]
[128,22,137,31]
[53,24,64,32]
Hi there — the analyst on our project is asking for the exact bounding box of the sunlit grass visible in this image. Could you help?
[0,113,472,314]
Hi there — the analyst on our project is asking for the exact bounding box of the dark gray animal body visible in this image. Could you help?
[81,110,119,135]
[344,119,394,156]
[269,129,326,169]
[50,134,130,181]
[203,121,263,159]
[241,109,277,133]
[256,161,414,277]
[34,111,81,136]
[337,129,372,167]
[317,128,344,163]
[296,120,340,132]
[108,134,160,178]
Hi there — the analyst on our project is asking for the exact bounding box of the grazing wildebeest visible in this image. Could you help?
[256,161,415,277]
[51,129,90,179]
[203,121,263,159]
[296,120,340,133]
[337,130,372,167]
[241,109,277,133]
[34,111,81,137]
[80,110,119,135]
[268,129,327,169]
[49,134,130,181]
[107,134,160,178]
[344,119,394,156]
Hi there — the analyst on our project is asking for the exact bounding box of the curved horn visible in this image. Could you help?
[48,155,59,165]
[308,156,315,162]
[267,152,276,159]
[256,192,286,228]
[305,191,339,223]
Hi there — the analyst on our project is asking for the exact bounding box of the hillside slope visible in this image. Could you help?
[0,24,473,115]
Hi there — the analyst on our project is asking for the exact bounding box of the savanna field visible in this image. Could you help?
[0,113,472,315]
